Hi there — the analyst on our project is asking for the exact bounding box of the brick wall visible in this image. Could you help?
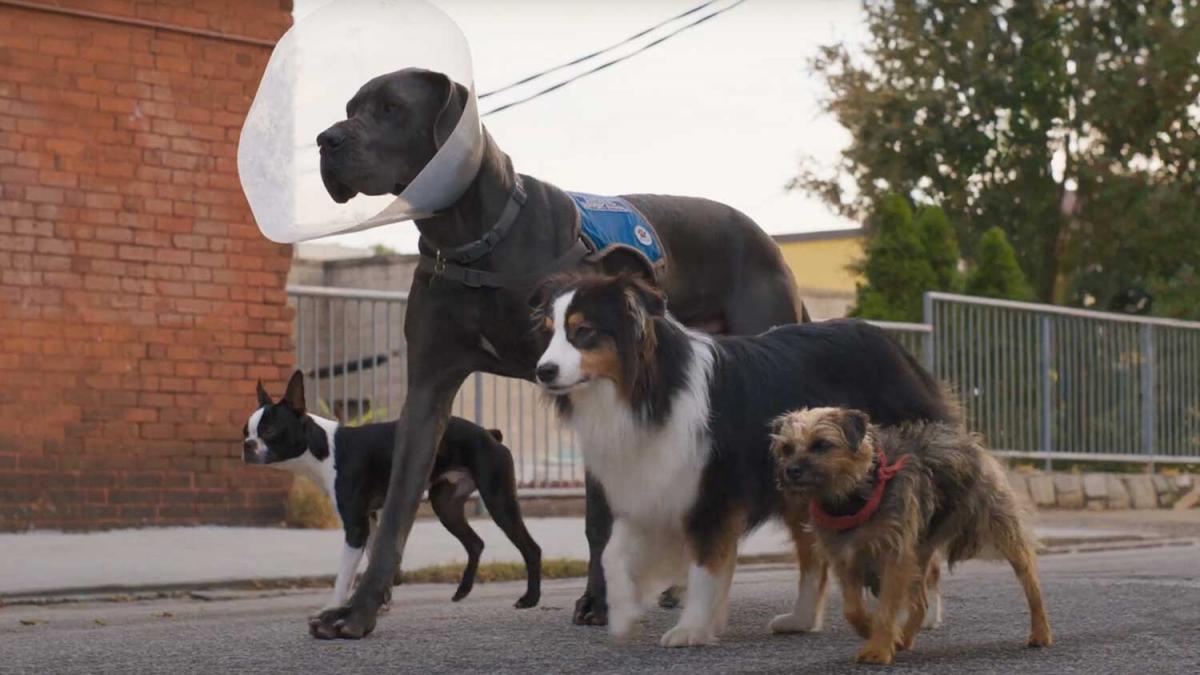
[0,1,296,530]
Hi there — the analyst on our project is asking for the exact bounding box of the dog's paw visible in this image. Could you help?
[855,643,895,665]
[769,611,822,634]
[572,592,608,626]
[659,623,716,648]
[307,602,377,640]
[1027,630,1053,648]
[514,592,539,609]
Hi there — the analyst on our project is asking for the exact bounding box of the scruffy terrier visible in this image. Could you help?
[771,407,1052,665]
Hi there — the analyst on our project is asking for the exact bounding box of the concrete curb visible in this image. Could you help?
[5,535,1195,608]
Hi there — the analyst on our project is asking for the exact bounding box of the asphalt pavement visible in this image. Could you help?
[2,543,1197,674]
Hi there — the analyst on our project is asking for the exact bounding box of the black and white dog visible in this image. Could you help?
[532,274,956,646]
[242,371,541,610]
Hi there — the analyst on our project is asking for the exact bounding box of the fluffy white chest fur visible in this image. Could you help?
[565,333,715,530]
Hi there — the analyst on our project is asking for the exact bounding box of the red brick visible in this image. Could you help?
[1,2,293,532]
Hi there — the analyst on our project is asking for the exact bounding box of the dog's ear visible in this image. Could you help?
[621,273,666,319]
[415,69,468,149]
[283,370,306,415]
[256,380,272,408]
[838,409,870,451]
[529,274,573,324]
[487,429,503,443]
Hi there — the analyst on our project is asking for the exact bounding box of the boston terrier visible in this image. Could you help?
[242,370,541,610]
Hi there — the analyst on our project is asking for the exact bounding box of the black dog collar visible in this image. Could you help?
[417,173,589,289]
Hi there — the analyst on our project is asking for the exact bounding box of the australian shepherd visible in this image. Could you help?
[531,273,957,647]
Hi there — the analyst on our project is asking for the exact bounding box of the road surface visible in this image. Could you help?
[2,544,1197,674]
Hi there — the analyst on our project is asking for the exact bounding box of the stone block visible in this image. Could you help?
[1124,475,1158,510]
[1082,473,1108,499]
[1106,474,1131,510]
[1053,474,1084,509]
[1006,471,1032,506]
[1028,475,1057,509]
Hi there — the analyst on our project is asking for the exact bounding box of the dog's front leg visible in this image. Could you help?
[659,556,731,648]
[575,472,613,626]
[855,555,916,665]
[309,356,471,640]
[327,543,366,611]
[603,520,651,643]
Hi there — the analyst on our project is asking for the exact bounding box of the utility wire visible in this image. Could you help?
[481,0,748,118]
[477,0,722,100]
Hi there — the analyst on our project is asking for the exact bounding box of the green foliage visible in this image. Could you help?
[316,398,389,427]
[795,0,1200,315]
[965,227,1034,301]
[851,194,936,322]
[371,244,397,257]
[915,204,962,293]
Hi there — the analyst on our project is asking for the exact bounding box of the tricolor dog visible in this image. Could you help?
[242,371,541,610]
[532,273,957,646]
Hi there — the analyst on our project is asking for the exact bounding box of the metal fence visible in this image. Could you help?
[925,292,1200,466]
[287,284,934,490]
[288,286,1199,490]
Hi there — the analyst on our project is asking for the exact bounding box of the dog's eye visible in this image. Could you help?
[381,101,398,115]
[810,440,829,453]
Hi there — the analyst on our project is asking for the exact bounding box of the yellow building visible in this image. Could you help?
[773,228,864,319]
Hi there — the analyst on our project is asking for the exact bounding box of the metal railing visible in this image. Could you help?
[288,285,1199,491]
[287,284,938,490]
[924,292,1200,466]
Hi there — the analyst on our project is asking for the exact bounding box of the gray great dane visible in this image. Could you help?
[308,68,809,639]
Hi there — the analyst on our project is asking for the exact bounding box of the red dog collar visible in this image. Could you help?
[809,448,909,531]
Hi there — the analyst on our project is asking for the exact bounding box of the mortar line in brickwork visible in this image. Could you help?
[0,0,277,48]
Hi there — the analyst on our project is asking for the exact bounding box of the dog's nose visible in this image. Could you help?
[316,127,346,150]
[535,363,559,384]
[785,464,805,484]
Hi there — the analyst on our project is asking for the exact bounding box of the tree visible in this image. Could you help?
[916,204,961,293]
[851,194,936,322]
[965,227,1034,301]
[793,0,1200,315]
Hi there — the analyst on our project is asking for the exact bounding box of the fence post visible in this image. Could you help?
[1140,324,1156,470]
[1039,315,1054,470]
[922,292,935,370]
[473,371,484,425]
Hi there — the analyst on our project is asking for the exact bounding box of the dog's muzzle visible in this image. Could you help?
[242,440,265,464]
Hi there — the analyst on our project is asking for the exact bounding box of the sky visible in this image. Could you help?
[290,0,868,253]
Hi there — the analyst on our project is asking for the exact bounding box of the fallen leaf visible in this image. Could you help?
[94,619,107,626]
[19,619,43,626]
[157,612,173,618]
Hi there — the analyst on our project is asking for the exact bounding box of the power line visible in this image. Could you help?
[481,0,748,118]
[477,0,722,101]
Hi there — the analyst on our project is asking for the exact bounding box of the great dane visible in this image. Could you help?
[307,67,808,639]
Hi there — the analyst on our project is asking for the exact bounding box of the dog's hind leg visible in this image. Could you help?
[922,557,943,629]
[477,451,542,609]
[992,518,1053,647]
[429,481,485,602]
[769,521,828,634]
